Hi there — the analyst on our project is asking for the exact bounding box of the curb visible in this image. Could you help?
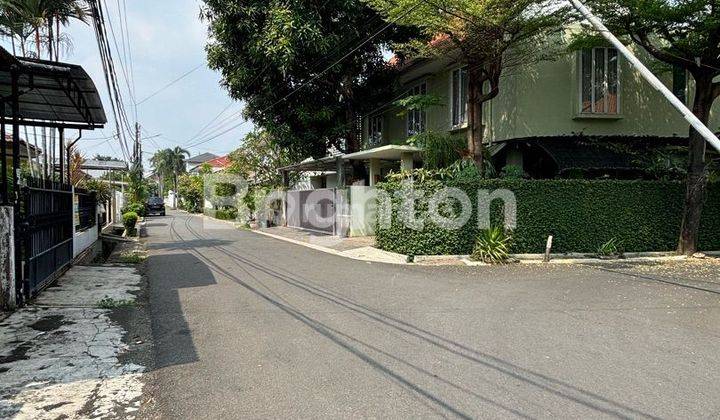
[192,213,718,267]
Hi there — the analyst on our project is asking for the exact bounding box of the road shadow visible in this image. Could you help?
[146,252,216,369]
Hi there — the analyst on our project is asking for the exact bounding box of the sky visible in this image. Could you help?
[3,0,254,167]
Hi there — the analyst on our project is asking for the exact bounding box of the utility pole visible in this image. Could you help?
[568,0,720,153]
[133,122,142,171]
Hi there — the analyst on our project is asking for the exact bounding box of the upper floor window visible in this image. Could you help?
[407,82,427,136]
[451,67,468,127]
[580,47,619,114]
[368,115,383,146]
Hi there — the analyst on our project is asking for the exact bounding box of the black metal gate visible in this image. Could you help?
[18,178,74,299]
[286,189,337,235]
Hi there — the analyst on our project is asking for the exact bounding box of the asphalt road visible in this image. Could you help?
[144,211,720,419]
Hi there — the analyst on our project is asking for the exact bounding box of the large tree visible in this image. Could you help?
[201,0,413,161]
[366,0,569,172]
[582,0,719,254]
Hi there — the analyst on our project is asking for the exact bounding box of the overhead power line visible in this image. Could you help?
[136,64,205,106]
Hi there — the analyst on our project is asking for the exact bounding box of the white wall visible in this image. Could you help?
[348,186,377,237]
[0,206,15,310]
[73,225,98,258]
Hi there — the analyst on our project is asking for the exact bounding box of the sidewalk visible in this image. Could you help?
[251,225,718,267]
[255,226,409,264]
[0,247,149,419]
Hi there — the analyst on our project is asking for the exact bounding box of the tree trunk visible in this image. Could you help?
[467,66,484,173]
[47,17,53,61]
[677,74,715,255]
[35,30,41,58]
[56,18,60,61]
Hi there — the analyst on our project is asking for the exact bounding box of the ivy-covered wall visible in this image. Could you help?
[375,179,720,255]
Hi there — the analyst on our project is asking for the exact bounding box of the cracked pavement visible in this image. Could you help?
[0,265,145,419]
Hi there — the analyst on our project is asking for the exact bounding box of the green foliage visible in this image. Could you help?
[177,174,204,213]
[597,238,624,257]
[227,130,299,188]
[83,179,111,203]
[409,131,465,169]
[119,252,146,264]
[395,94,444,117]
[216,207,238,221]
[122,202,145,218]
[214,182,236,197]
[635,146,688,181]
[202,0,414,157]
[471,227,512,264]
[150,147,189,194]
[126,165,148,207]
[500,165,525,179]
[97,297,135,309]
[375,179,720,255]
[122,212,138,236]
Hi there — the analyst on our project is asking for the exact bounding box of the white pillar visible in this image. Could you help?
[400,152,414,172]
[369,158,381,186]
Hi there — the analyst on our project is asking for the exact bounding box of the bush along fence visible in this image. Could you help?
[375,179,720,255]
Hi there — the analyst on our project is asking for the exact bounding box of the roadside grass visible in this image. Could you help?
[97,296,136,309]
[120,252,146,264]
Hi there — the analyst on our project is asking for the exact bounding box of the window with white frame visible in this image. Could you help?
[580,47,619,114]
[368,115,383,145]
[451,67,468,127]
[406,82,427,136]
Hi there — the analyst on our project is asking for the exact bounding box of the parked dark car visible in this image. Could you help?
[146,196,166,216]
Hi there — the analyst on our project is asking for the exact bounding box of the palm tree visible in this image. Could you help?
[150,149,172,196]
[150,147,189,198]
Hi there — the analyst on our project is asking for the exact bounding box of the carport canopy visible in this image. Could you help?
[0,47,107,129]
[343,144,422,161]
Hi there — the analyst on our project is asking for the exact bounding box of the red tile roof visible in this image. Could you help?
[205,155,232,168]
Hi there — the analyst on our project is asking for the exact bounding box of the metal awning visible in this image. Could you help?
[79,159,127,171]
[343,144,422,161]
[279,156,341,172]
[0,47,106,129]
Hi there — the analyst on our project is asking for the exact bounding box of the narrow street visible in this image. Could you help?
[143,211,720,419]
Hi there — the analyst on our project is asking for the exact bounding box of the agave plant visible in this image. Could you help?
[470,227,512,264]
[597,238,624,258]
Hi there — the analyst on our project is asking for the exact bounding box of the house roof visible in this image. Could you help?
[0,47,106,129]
[205,155,232,168]
[186,152,218,164]
[2,133,42,159]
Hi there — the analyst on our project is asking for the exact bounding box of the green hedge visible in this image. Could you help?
[375,179,720,255]
[204,207,238,221]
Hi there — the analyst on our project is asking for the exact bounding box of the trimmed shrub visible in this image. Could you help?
[122,202,146,217]
[376,179,720,255]
[122,211,139,236]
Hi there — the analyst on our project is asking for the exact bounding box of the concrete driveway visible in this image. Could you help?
[143,211,720,419]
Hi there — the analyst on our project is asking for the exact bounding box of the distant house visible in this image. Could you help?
[185,152,218,173]
[189,155,232,174]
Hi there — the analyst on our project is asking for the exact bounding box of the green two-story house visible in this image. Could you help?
[359,37,719,179]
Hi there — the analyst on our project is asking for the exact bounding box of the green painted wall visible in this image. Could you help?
[362,37,720,147]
